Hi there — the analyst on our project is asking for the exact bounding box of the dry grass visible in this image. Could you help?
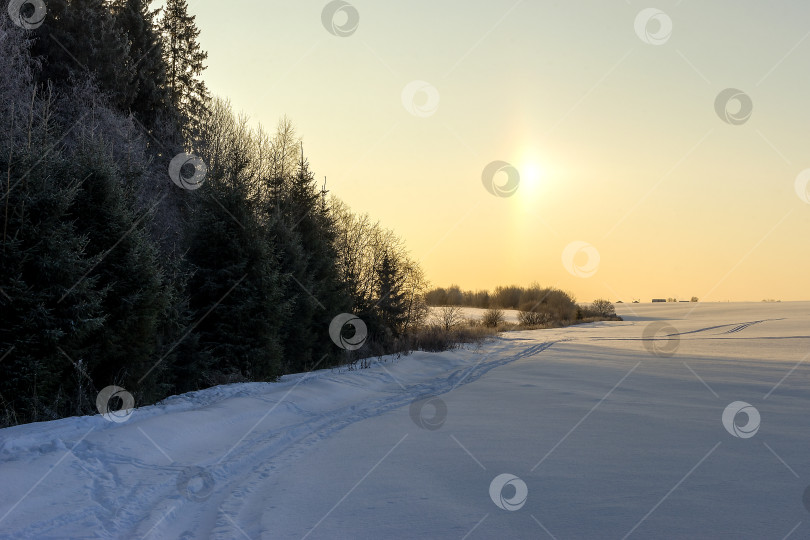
[412,324,498,352]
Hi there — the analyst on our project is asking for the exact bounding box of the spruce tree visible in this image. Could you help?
[32,0,135,110]
[375,251,408,337]
[262,133,349,372]
[289,152,350,364]
[183,100,285,388]
[67,148,170,403]
[185,205,285,386]
[0,144,106,423]
[266,214,312,373]
[112,0,175,132]
[160,0,209,145]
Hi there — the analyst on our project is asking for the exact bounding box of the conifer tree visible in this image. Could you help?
[375,251,408,336]
[289,152,350,363]
[184,203,285,386]
[262,127,349,372]
[0,140,106,423]
[113,0,175,131]
[160,0,209,144]
[183,100,285,388]
[32,0,135,110]
[67,148,170,403]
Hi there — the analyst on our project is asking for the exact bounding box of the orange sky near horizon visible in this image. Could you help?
[173,0,810,302]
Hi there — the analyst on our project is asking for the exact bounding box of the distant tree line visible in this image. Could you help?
[426,284,621,324]
[0,1,426,426]
[426,284,578,312]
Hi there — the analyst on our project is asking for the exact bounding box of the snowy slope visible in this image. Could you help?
[2,302,810,539]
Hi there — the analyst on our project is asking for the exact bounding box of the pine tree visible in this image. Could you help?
[160,0,209,145]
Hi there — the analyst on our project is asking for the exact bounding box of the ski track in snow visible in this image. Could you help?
[1,339,558,539]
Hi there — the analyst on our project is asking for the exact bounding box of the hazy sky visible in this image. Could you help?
[176,1,810,302]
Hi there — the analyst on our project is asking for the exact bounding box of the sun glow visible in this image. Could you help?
[521,162,543,192]
[517,149,549,202]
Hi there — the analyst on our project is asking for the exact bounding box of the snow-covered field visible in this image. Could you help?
[2,302,810,539]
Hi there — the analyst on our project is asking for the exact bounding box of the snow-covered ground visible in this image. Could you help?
[2,302,810,539]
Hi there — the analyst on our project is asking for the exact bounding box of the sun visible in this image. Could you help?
[517,155,546,199]
[521,162,542,189]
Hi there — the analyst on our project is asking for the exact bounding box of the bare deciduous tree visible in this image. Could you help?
[482,308,505,328]
[330,196,429,333]
[434,306,465,331]
[590,299,616,317]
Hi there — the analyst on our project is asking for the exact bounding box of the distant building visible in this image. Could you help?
[652,298,666,303]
